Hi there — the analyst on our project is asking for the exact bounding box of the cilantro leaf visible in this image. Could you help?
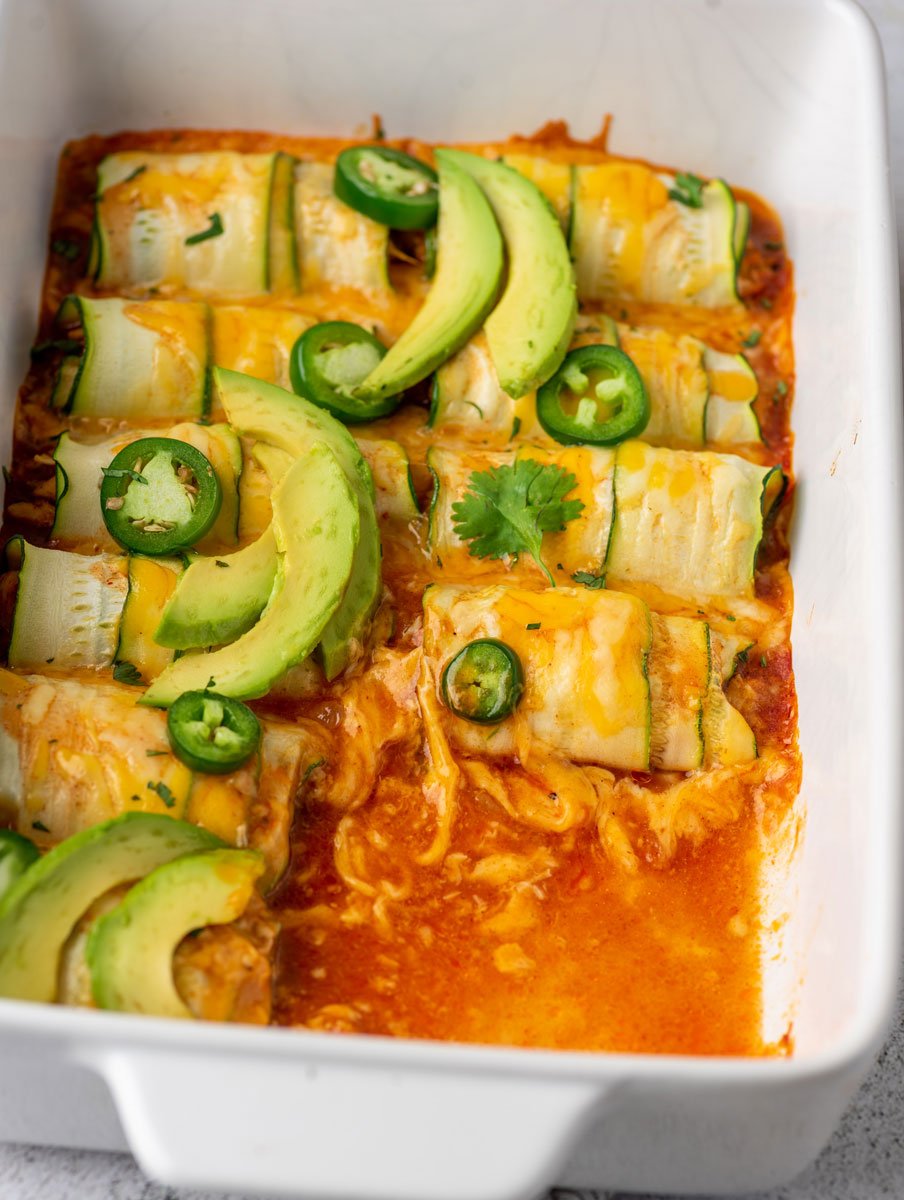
[742,330,762,348]
[451,459,584,585]
[101,466,147,486]
[668,172,705,209]
[572,569,606,590]
[185,212,224,245]
[113,661,144,686]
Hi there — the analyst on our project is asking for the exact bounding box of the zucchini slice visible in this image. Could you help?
[295,160,390,296]
[428,333,517,435]
[354,438,419,523]
[607,440,784,602]
[4,539,127,672]
[703,348,761,445]
[423,583,653,771]
[51,425,244,553]
[570,161,741,307]
[89,151,289,296]
[703,631,758,767]
[50,296,210,420]
[618,326,709,447]
[116,556,183,681]
[211,305,311,397]
[648,614,709,771]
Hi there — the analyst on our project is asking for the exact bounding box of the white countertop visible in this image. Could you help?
[2,1,903,1198]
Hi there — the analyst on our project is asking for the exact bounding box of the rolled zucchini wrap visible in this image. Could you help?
[2,541,183,683]
[50,296,210,419]
[88,151,296,296]
[606,440,784,603]
[0,668,328,884]
[427,442,783,603]
[429,327,761,449]
[422,584,755,772]
[295,161,391,296]
[51,423,243,553]
[569,160,742,307]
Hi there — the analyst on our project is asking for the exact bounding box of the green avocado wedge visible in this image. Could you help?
[87,847,264,1019]
[0,814,223,1004]
[142,442,359,705]
[155,528,278,650]
[0,831,39,905]
[210,368,381,680]
[350,151,503,403]
[439,149,576,399]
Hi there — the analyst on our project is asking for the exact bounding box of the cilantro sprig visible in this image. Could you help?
[185,212,224,245]
[668,171,705,209]
[451,459,584,585]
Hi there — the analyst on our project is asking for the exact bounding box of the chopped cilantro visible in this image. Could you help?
[31,820,50,833]
[185,212,224,245]
[760,654,768,668]
[742,330,762,348]
[51,238,80,262]
[215,559,230,568]
[775,380,788,398]
[147,779,176,808]
[526,622,541,630]
[122,164,147,184]
[667,172,704,209]
[113,661,144,686]
[145,749,168,757]
[101,466,147,486]
[571,569,606,590]
[451,458,584,586]
[764,240,784,252]
[510,416,522,440]
[725,615,737,622]
[760,297,774,310]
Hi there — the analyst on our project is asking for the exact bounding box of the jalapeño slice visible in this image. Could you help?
[167,690,261,774]
[100,437,222,555]
[290,321,400,423]
[536,345,650,446]
[334,146,438,230]
[441,639,524,724]
[0,830,39,902]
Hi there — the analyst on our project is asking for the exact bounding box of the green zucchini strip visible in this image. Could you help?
[51,425,243,552]
[294,160,390,296]
[3,538,127,671]
[354,438,419,523]
[49,296,210,420]
[569,160,740,307]
[422,584,755,772]
[89,151,289,296]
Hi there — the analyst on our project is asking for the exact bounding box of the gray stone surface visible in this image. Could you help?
[1,1,903,1198]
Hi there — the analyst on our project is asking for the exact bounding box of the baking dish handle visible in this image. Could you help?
[96,1044,607,1200]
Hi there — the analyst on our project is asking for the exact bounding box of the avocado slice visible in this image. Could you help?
[154,528,278,650]
[350,150,503,403]
[439,149,576,399]
[211,368,382,680]
[0,830,39,904]
[87,847,263,1019]
[0,813,222,1003]
[142,442,359,705]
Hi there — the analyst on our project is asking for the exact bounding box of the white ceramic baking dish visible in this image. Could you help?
[0,0,900,1195]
